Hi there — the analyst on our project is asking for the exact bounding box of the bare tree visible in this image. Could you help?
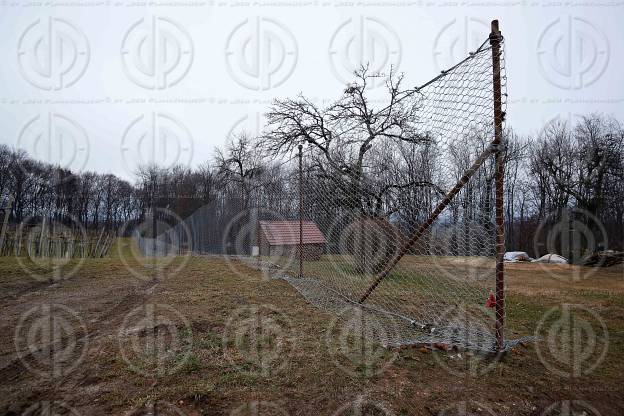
[263,66,433,215]
[215,133,267,208]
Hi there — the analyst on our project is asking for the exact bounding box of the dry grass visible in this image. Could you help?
[0,239,623,415]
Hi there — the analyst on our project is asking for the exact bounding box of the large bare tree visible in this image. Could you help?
[262,66,433,216]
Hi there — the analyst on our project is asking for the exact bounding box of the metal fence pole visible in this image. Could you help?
[298,144,303,278]
[490,19,506,352]
[252,206,260,265]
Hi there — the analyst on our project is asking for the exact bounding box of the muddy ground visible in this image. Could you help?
[0,240,623,415]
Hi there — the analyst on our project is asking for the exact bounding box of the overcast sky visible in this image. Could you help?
[1,1,622,182]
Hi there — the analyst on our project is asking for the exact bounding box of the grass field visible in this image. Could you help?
[0,238,623,415]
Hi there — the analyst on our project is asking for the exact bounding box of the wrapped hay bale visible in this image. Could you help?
[504,251,532,262]
[532,253,568,264]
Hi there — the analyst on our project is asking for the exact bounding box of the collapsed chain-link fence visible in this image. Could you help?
[139,23,527,353]
[269,25,518,353]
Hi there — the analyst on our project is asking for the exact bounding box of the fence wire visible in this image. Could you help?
[139,31,524,352]
[137,197,297,258]
[272,33,515,352]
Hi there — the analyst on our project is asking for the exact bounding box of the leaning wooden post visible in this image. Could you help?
[298,144,303,279]
[490,19,506,352]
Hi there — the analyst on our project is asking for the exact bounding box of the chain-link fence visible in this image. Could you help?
[137,196,299,258]
[139,22,526,353]
[270,23,517,353]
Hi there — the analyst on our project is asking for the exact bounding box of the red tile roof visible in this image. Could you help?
[259,220,326,246]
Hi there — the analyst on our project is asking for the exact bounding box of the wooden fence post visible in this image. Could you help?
[490,19,506,352]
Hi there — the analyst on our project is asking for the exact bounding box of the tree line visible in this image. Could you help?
[505,115,623,258]
[1,70,622,257]
[0,145,138,231]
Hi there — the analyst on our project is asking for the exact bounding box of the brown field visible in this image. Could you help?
[0,239,623,415]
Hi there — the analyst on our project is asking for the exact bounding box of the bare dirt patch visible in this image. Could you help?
[1,242,623,415]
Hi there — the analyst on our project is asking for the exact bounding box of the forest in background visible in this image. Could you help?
[1,111,622,258]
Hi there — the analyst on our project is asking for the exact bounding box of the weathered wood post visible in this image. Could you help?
[490,19,506,352]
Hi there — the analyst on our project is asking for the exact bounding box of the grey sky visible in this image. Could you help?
[1,1,622,182]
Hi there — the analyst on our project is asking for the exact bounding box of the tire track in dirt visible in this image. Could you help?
[2,278,61,303]
[0,278,161,385]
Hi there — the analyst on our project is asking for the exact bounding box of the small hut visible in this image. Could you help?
[258,220,326,261]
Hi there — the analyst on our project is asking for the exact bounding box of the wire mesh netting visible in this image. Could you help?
[136,198,297,258]
[139,30,528,352]
[270,33,517,352]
